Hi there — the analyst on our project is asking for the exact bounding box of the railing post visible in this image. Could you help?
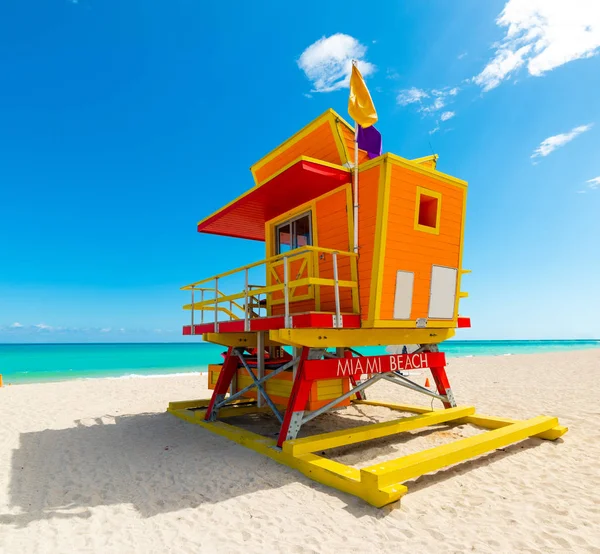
[244,268,249,331]
[283,255,290,328]
[257,331,265,407]
[200,289,204,324]
[333,252,341,328]
[191,287,195,335]
[214,277,219,333]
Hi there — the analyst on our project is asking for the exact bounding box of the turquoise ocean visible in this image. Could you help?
[0,340,598,385]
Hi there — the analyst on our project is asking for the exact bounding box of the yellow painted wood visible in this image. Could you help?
[167,402,403,507]
[413,186,443,235]
[458,414,568,441]
[168,398,251,411]
[283,406,476,456]
[352,400,434,414]
[202,405,273,418]
[354,401,568,442]
[201,332,284,348]
[360,415,559,489]
[168,399,567,508]
[316,380,343,395]
[269,327,455,348]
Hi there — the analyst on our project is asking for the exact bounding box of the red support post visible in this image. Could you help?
[429,363,456,409]
[204,347,239,421]
[277,347,312,447]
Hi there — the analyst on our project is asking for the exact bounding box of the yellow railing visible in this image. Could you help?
[181,246,358,332]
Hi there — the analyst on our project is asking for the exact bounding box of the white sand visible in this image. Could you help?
[1,349,599,554]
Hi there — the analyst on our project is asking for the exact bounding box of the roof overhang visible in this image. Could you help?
[197,157,351,241]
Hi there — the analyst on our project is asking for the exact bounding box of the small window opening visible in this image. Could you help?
[418,194,438,229]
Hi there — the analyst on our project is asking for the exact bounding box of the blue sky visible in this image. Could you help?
[1,0,599,342]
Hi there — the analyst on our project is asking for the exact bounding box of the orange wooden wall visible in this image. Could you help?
[379,163,465,321]
[315,187,353,313]
[253,121,343,185]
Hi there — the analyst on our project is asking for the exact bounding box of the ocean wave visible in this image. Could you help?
[85,371,208,381]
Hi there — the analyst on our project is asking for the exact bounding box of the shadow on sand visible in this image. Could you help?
[1,409,561,526]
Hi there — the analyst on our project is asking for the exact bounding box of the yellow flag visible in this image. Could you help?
[348,64,377,128]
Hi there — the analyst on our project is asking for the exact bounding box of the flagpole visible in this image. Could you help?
[353,122,359,254]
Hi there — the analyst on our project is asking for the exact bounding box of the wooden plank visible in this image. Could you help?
[361,415,558,489]
[283,406,475,456]
[352,400,434,414]
[458,413,568,441]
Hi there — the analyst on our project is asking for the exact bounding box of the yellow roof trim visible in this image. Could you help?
[411,154,439,165]
[359,153,467,188]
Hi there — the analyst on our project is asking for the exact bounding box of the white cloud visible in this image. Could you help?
[397,86,459,114]
[397,87,428,106]
[586,176,600,190]
[386,69,400,80]
[34,323,53,330]
[441,111,455,121]
[100,328,112,333]
[475,0,600,92]
[458,52,468,60]
[421,97,446,113]
[10,322,23,328]
[429,126,440,135]
[531,124,593,158]
[298,34,375,93]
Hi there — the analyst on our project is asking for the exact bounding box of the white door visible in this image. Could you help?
[428,265,457,319]
[393,271,414,319]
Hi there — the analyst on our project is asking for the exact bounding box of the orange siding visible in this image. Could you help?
[315,188,353,313]
[356,163,382,322]
[254,122,342,184]
[379,163,464,320]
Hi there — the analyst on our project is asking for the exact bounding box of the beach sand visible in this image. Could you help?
[1,349,599,553]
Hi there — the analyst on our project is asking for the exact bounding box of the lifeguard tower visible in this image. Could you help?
[168,109,566,507]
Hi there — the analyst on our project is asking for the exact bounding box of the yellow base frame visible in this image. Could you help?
[167,399,567,507]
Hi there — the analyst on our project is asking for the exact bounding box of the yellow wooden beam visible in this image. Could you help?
[283,406,476,456]
[457,413,568,441]
[168,400,566,508]
[352,400,434,414]
[360,415,559,490]
[201,405,273,418]
[270,328,455,348]
[354,401,568,441]
[168,398,212,410]
[202,332,284,348]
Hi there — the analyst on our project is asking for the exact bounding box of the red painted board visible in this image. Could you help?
[303,352,447,380]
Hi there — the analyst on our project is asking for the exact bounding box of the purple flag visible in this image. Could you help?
[357,125,382,159]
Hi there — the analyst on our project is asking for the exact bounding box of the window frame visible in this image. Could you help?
[414,186,442,235]
[275,211,313,254]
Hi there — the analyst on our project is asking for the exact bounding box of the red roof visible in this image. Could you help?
[197,159,351,241]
